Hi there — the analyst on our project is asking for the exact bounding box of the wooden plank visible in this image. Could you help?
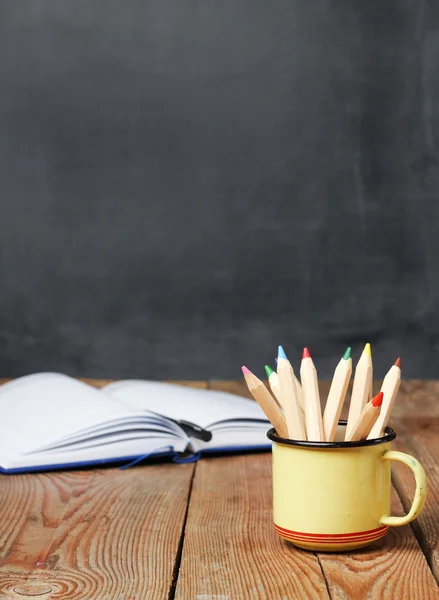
[317,488,439,599]
[391,380,439,419]
[210,379,253,398]
[0,378,208,599]
[174,381,328,600]
[0,376,436,415]
[174,453,329,600]
[0,464,194,600]
[0,377,435,598]
[0,378,115,389]
[210,381,438,598]
[164,380,208,389]
[391,414,439,583]
[0,378,208,389]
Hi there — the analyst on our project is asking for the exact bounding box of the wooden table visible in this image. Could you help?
[0,379,438,600]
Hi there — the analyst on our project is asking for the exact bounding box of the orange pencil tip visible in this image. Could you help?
[394,357,401,368]
[302,347,311,359]
[372,391,384,407]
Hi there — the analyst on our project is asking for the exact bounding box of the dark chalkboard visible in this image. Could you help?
[1,1,439,379]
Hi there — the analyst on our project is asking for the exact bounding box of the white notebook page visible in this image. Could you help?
[102,380,269,429]
[0,373,142,458]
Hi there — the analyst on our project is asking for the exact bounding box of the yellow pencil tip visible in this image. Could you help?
[363,343,371,357]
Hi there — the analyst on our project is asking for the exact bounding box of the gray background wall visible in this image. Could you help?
[1,1,439,380]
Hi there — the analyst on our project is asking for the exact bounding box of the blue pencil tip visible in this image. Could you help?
[278,345,287,360]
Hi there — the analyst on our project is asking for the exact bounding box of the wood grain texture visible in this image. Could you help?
[174,381,328,600]
[392,415,439,583]
[0,464,194,600]
[213,379,439,421]
[210,380,439,598]
[210,379,253,399]
[83,379,207,390]
[0,378,208,389]
[392,380,439,418]
[317,488,439,599]
[174,453,329,600]
[0,378,436,599]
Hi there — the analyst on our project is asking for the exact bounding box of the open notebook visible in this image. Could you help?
[0,373,270,473]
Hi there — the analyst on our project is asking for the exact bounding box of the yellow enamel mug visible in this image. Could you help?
[267,422,427,552]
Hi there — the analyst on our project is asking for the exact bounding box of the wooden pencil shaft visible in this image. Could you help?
[323,358,352,442]
[345,403,380,442]
[268,373,283,407]
[278,372,304,417]
[273,362,304,412]
[346,352,372,439]
[277,359,306,440]
[295,376,305,412]
[367,367,401,439]
[300,359,324,442]
[252,385,289,438]
[244,377,289,438]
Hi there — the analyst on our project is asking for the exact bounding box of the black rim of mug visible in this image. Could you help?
[267,420,396,448]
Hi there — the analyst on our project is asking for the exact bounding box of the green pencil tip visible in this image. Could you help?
[264,365,274,378]
[343,347,352,360]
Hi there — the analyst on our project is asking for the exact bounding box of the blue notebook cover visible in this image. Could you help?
[0,444,272,474]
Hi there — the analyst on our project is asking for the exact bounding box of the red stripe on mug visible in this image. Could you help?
[276,531,386,544]
[274,523,388,538]
[274,527,388,543]
[275,529,387,544]
[279,535,384,544]
[274,523,388,543]
[275,529,386,543]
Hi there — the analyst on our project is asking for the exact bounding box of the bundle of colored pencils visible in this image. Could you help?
[242,344,401,442]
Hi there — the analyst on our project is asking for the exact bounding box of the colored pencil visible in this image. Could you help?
[345,392,383,442]
[242,366,289,438]
[322,347,352,441]
[275,357,305,413]
[369,345,374,401]
[277,346,306,440]
[294,375,305,414]
[367,358,402,439]
[300,347,324,441]
[345,343,373,440]
[265,365,282,406]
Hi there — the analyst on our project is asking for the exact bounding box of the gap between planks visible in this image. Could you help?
[0,378,208,600]
[390,414,439,585]
[0,378,436,598]
[166,380,211,598]
[168,464,197,600]
[196,380,439,600]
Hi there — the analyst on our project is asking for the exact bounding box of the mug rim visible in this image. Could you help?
[267,419,396,448]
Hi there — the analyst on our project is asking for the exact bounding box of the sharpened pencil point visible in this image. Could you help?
[372,391,384,407]
[363,343,372,357]
[241,366,251,376]
[278,346,288,360]
[265,365,274,378]
[394,357,401,369]
[343,347,352,360]
[302,347,311,359]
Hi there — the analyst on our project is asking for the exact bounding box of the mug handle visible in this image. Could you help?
[380,450,427,527]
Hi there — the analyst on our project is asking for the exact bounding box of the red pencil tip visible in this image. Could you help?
[372,392,384,407]
[394,357,401,369]
[302,347,311,359]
